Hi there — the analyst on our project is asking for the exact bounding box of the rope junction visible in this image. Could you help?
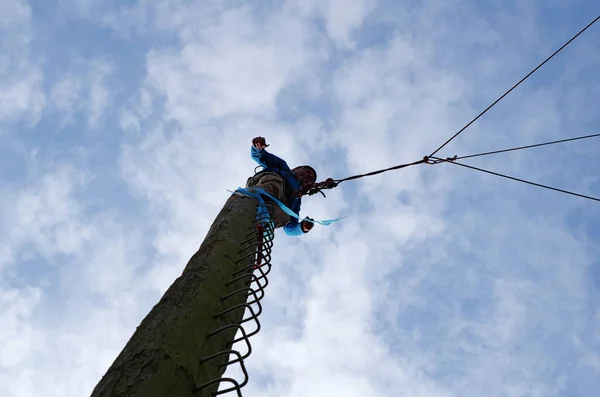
[204,13,600,397]
[297,15,600,204]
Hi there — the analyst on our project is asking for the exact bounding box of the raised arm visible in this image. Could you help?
[250,137,291,172]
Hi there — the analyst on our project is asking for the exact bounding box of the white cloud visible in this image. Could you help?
[115,2,600,396]
[50,76,82,126]
[0,287,43,369]
[0,164,164,396]
[0,168,87,271]
[0,0,45,125]
[0,0,30,28]
[50,58,115,129]
[142,4,326,123]
[322,0,377,47]
[87,59,114,128]
[2,1,600,397]
[288,0,377,47]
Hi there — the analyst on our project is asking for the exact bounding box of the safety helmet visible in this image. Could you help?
[292,165,317,186]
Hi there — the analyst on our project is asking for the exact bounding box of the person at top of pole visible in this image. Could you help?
[245,136,317,236]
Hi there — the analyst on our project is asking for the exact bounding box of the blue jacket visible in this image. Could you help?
[250,146,305,236]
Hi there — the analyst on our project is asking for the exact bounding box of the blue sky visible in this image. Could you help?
[1,1,600,396]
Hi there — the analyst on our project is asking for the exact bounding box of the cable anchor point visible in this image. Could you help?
[425,155,457,165]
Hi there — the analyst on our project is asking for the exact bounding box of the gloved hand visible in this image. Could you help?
[252,136,269,149]
[301,217,314,233]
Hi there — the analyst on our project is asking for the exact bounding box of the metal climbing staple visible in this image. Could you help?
[193,202,276,396]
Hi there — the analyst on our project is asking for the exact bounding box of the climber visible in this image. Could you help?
[245,136,317,236]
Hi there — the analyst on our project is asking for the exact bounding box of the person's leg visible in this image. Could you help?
[246,172,285,201]
[245,172,289,228]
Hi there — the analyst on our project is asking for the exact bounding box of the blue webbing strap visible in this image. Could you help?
[230,187,344,227]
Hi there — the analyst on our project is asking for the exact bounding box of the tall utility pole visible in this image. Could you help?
[91,193,274,397]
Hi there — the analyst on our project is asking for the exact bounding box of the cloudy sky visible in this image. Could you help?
[1,0,600,396]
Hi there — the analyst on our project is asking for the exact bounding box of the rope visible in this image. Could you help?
[433,157,600,203]
[301,129,600,198]
[439,132,600,161]
[333,158,428,183]
[428,14,600,158]
[300,130,599,198]
[295,157,429,197]
[291,17,600,200]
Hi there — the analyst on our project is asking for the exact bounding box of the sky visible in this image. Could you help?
[1,0,600,396]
